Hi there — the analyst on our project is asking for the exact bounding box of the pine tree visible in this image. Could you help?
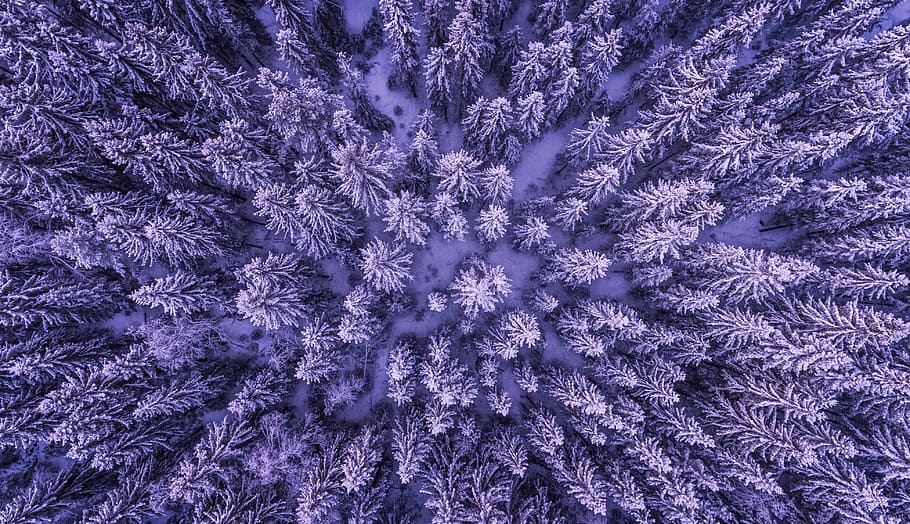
[380,0,421,91]
[808,223,910,267]
[420,0,450,48]
[169,418,254,504]
[276,28,320,76]
[676,243,819,305]
[294,317,342,384]
[478,165,514,206]
[553,445,610,516]
[383,190,431,245]
[445,5,492,104]
[463,97,519,163]
[596,128,654,177]
[639,54,735,145]
[424,46,452,113]
[526,408,564,457]
[130,271,216,316]
[514,216,550,252]
[545,66,579,123]
[331,138,400,216]
[342,428,381,494]
[566,114,612,165]
[407,110,439,176]
[820,264,910,301]
[580,29,623,95]
[420,332,478,407]
[618,220,699,264]
[296,436,345,523]
[568,164,621,204]
[532,0,567,36]
[81,463,156,524]
[228,369,288,418]
[257,69,341,152]
[553,198,589,231]
[510,42,549,101]
[450,260,512,319]
[476,205,510,243]
[294,184,361,258]
[235,253,315,330]
[575,0,613,44]
[1,468,95,524]
[434,150,483,203]
[545,248,611,287]
[360,239,413,294]
[202,118,278,190]
[499,309,542,349]
[0,270,118,329]
[606,177,716,232]
[432,192,470,241]
[392,410,430,484]
[515,91,547,140]
[387,340,419,405]
[133,372,216,420]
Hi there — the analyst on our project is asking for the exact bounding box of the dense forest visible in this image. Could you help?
[3,0,910,522]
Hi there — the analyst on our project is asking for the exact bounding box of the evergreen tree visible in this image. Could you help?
[0,270,118,329]
[342,428,381,494]
[407,110,439,176]
[130,272,217,316]
[478,165,514,206]
[513,216,550,252]
[235,253,316,330]
[463,97,520,163]
[434,150,483,203]
[380,0,422,92]
[202,118,278,190]
[580,29,623,95]
[392,410,430,484]
[331,138,401,215]
[445,4,492,104]
[544,248,611,287]
[476,205,510,243]
[360,239,413,293]
[384,190,431,245]
[515,91,547,140]
[450,259,512,318]
[532,0,567,36]
[424,46,452,114]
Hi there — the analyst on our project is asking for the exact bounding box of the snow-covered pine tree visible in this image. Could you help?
[450,259,512,319]
[434,150,483,203]
[463,97,520,164]
[544,248,611,287]
[380,0,421,92]
[445,3,492,105]
[360,239,413,294]
[235,253,316,330]
[130,272,216,316]
[383,190,431,245]
[476,205,510,243]
[331,138,401,216]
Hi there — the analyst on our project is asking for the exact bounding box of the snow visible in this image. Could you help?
[253,3,279,38]
[321,258,353,295]
[363,48,422,143]
[588,270,633,300]
[701,211,795,250]
[344,0,378,33]
[100,309,147,334]
[486,240,541,306]
[868,0,910,37]
[605,66,636,101]
[510,126,576,201]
